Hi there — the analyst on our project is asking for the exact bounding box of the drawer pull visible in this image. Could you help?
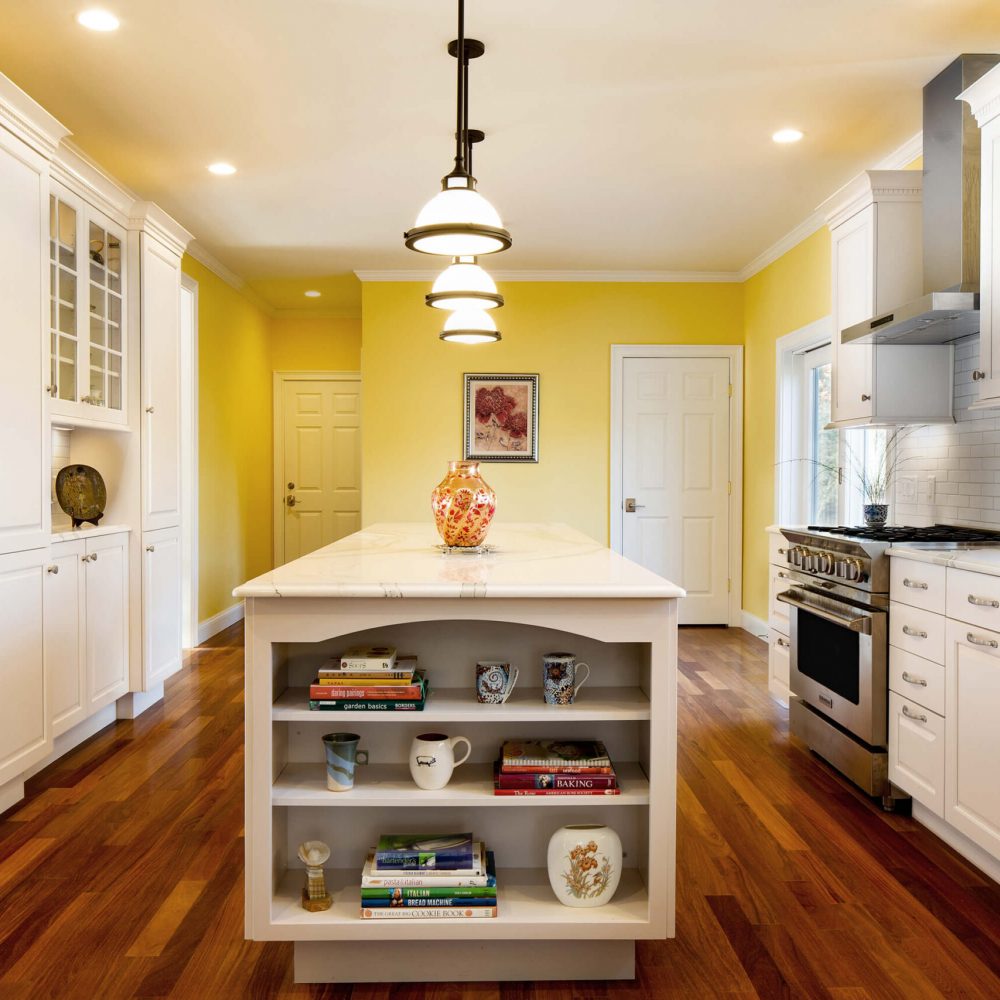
[967,632,999,649]
[778,547,786,555]
[902,578,928,590]
[901,671,927,687]
[967,594,999,609]
[902,625,927,639]
[902,705,928,723]
[777,571,789,579]
[776,637,789,648]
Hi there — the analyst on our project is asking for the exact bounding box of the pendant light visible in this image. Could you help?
[404,0,511,257]
[426,256,504,311]
[440,307,501,344]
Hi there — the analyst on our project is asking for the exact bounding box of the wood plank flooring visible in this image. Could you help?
[2,625,1000,998]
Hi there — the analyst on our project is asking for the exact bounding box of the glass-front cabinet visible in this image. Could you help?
[48,182,127,426]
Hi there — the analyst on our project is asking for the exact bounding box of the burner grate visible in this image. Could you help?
[806,524,1000,543]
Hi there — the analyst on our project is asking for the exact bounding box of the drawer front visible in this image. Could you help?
[947,568,1000,631]
[889,558,946,614]
[889,647,945,716]
[768,532,789,568]
[889,603,945,664]
[889,692,945,817]
[769,567,792,635]
[768,628,790,697]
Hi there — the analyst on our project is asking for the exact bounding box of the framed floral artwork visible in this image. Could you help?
[464,373,539,462]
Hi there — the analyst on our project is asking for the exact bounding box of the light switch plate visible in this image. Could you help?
[898,476,917,501]
[917,475,936,504]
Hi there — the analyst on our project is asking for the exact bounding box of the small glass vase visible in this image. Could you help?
[863,503,888,528]
[430,460,497,547]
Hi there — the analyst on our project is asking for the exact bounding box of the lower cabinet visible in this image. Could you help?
[945,622,1000,858]
[768,628,790,697]
[143,526,182,686]
[888,692,945,818]
[0,549,50,787]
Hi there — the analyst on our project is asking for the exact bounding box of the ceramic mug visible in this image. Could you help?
[476,661,519,704]
[542,652,591,705]
[409,732,472,790]
[322,732,369,791]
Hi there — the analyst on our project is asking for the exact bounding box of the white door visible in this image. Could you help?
[85,532,129,709]
[143,526,182,686]
[621,356,731,624]
[277,376,361,564]
[45,539,87,738]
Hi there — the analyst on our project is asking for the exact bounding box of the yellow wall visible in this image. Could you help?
[361,282,744,546]
[741,228,831,618]
[270,316,361,371]
[182,256,274,622]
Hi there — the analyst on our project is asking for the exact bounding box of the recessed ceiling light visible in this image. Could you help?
[77,9,120,31]
[772,128,804,144]
[304,290,321,298]
[207,162,237,176]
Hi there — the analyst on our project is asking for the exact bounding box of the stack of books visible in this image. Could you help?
[493,739,621,796]
[308,646,428,711]
[359,834,497,919]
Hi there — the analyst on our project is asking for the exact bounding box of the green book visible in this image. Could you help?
[361,885,496,899]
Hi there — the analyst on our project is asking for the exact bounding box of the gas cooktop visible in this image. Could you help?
[805,524,1000,545]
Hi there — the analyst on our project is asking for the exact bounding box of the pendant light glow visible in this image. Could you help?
[427,256,503,310]
[440,307,500,344]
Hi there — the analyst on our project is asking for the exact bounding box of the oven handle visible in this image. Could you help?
[776,591,872,634]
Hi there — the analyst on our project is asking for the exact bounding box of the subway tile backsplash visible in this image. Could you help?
[894,335,1000,527]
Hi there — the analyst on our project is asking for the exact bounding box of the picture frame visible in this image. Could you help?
[464,373,539,463]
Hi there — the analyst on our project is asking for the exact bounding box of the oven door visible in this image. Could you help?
[777,587,887,746]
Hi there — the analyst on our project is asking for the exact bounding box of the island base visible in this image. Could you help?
[294,938,636,983]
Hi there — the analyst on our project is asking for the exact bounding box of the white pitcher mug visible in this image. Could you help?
[409,732,472,790]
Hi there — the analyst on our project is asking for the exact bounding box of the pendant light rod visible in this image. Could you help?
[454,0,466,177]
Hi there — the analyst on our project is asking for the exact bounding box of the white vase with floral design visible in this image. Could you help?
[546,824,622,908]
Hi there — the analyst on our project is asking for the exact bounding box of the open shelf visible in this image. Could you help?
[273,685,651,723]
[272,761,649,807]
[270,867,650,940]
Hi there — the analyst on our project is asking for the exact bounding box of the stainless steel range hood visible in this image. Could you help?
[843,55,999,346]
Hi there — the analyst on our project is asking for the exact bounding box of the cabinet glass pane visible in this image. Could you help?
[49,196,80,403]
[108,323,121,353]
[108,374,121,410]
[58,303,75,335]
[90,284,105,320]
[59,270,76,305]
[90,315,105,346]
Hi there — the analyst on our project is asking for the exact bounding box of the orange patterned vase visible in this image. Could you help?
[431,461,497,547]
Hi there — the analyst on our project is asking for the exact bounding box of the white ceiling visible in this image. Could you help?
[3,0,1000,290]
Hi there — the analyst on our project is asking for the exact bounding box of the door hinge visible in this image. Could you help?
[727,383,733,398]
[727,481,732,496]
[838,466,844,485]
[727,578,732,593]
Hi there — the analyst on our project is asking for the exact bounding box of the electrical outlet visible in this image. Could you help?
[917,474,936,504]
[898,476,917,501]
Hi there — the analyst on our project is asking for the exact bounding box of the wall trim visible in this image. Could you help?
[354,269,741,283]
[272,307,362,321]
[0,71,70,156]
[198,601,245,644]
[912,801,1000,885]
[610,344,744,628]
[740,609,768,640]
[184,242,276,316]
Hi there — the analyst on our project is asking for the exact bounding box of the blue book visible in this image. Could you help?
[360,895,497,908]
[374,833,474,870]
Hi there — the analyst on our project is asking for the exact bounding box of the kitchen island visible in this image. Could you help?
[234,522,683,984]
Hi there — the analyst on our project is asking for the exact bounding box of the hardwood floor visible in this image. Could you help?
[2,624,999,998]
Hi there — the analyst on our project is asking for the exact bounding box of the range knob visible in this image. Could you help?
[817,550,834,574]
[844,558,863,582]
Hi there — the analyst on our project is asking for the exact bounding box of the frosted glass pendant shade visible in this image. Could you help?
[440,307,501,344]
[405,186,512,256]
[426,257,503,310]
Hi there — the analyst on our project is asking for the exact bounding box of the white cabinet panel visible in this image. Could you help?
[0,549,50,785]
[140,235,182,531]
[768,533,789,568]
[768,566,791,635]
[889,603,945,664]
[0,128,49,555]
[889,692,945,818]
[143,526,181,686]
[946,567,1000,630]
[768,628,790,700]
[889,647,945,717]
[975,114,1000,398]
[945,622,1000,857]
[85,532,129,708]
[45,539,87,737]
[890,558,947,615]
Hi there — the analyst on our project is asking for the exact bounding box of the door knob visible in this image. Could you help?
[287,481,295,490]
[286,495,300,507]
[624,498,646,513]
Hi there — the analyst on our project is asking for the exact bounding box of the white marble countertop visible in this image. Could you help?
[51,522,131,543]
[888,544,1000,577]
[234,522,686,600]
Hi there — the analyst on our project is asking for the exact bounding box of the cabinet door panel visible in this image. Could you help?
[946,623,1000,857]
[141,236,182,530]
[45,540,87,737]
[85,533,129,708]
[979,119,1000,397]
[768,629,790,700]
[889,692,945,817]
[0,550,50,785]
[0,130,48,555]
[143,526,181,686]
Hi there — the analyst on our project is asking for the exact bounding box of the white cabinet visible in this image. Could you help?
[824,171,953,427]
[945,622,1000,858]
[143,526,182,685]
[768,628,790,696]
[44,539,86,736]
[0,126,49,556]
[140,235,182,532]
[0,549,50,786]
[766,531,791,701]
[47,181,128,428]
[889,692,945,818]
[85,531,129,708]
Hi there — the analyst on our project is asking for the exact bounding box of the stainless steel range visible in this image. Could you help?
[777,524,1000,805]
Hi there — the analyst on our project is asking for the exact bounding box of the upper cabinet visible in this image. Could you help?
[48,181,128,428]
[825,171,954,427]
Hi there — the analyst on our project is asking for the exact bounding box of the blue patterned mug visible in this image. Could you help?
[543,653,591,705]
[476,661,519,704]
[322,732,369,791]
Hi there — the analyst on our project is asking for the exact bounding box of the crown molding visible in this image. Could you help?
[354,269,740,283]
[184,242,276,316]
[272,307,362,321]
[52,140,136,222]
[959,66,1000,126]
[819,168,923,230]
[128,201,194,256]
[0,71,70,157]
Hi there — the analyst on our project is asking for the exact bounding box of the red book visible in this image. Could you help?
[499,764,614,775]
[492,787,622,796]
[309,672,426,700]
[495,770,618,791]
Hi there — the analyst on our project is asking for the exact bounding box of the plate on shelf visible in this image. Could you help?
[55,464,106,528]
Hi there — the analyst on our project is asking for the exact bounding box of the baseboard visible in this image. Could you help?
[912,802,1000,885]
[116,683,164,720]
[22,705,117,783]
[740,609,768,639]
[198,601,244,644]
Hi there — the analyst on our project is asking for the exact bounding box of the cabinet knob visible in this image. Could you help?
[860,394,871,402]
[44,384,57,397]
[81,552,98,563]
[973,370,987,382]
[47,565,59,574]
[146,545,155,552]
[146,405,155,414]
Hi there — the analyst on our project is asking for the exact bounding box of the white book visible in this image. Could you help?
[360,844,491,887]
[338,646,398,670]
[360,905,497,919]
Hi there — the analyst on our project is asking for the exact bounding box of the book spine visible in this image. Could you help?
[495,772,618,789]
[361,896,497,908]
[309,684,424,699]
[499,764,613,774]
[360,886,496,899]
[360,874,495,888]
[340,657,395,670]
[308,700,424,711]
[360,906,497,919]
[316,673,413,684]
[374,853,474,870]
[492,787,622,796]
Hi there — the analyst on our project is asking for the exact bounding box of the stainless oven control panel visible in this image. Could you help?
[785,545,869,584]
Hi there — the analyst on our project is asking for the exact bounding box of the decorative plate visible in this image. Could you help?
[55,464,107,528]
